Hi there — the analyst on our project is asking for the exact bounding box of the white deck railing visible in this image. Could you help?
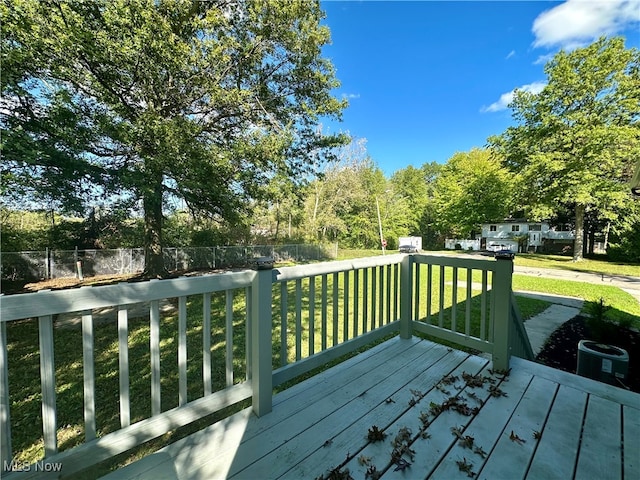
[0,253,529,478]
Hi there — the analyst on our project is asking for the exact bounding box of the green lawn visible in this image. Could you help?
[422,249,640,277]
[7,250,639,473]
[514,253,640,277]
[337,248,640,327]
[513,274,640,327]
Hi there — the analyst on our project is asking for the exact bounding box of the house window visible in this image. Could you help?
[512,225,520,232]
[529,224,542,231]
[489,225,497,232]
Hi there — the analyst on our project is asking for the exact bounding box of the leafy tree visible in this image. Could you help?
[390,165,428,234]
[300,136,416,249]
[304,154,376,246]
[391,161,443,249]
[1,0,348,276]
[251,172,305,242]
[432,149,514,238]
[489,37,640,261]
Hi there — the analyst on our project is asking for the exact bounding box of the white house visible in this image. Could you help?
[480,220,574,253]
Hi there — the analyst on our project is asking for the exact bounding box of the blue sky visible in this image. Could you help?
[319,0,640,175]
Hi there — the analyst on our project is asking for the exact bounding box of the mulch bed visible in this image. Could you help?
[536,315,640,393]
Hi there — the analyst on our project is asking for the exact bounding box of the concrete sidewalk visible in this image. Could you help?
[514,291,584,356]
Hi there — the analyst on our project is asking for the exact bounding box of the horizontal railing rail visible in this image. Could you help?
[1,253,523,478]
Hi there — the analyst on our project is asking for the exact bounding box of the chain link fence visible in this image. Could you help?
[1,244,338,281]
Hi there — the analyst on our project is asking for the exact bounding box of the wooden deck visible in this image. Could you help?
[103,337,640,480]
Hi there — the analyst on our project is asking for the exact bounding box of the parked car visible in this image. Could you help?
[399,245,419,253]
[494,249,515,260]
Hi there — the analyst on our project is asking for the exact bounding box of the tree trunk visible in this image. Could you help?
[573,203,585,261]
[274,200,280,240]
[143,169,168,278]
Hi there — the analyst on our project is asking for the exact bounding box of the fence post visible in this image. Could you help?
[251,264,274,416]
[491,259,513,371]
[400,254,413,339]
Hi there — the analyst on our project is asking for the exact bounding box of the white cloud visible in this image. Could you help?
[533,52,556,65]
[481,81,547,113]
[342,93,361,99]
[532,0,640,50]
[506,50,516,60]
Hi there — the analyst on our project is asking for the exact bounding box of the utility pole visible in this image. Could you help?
[376,196,386,255]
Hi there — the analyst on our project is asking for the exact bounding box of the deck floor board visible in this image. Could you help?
[103,337,640,480]
[526,385,587,479]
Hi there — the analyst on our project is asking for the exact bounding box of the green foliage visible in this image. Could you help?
[606,200,640,263]
[490,37,640,261]
[2,0,348,276]
[433,148,514,238]
[391,162,443,249]
[584,297,619,340]
[299,138,416,249]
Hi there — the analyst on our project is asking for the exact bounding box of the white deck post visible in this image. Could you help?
[491,258,514,370]
[400,254,413,339]
[251,265,273,416]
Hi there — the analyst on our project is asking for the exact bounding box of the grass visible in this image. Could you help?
[429,249,640,278]
[513,253,640,278]
[6,250,639,475]
[513,274,640,328]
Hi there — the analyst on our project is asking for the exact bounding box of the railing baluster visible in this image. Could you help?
[451,267,458,333]
[362,269,368,334]
[1,319,12,464]
[378,266,384,327]
[438,265,445,328]
[426,264,432,324]
[309,276,315,355]
[82,310,96,441]
[280,282,288,367]
[393,263,400,321]
[414,263,421,321]
[370,267,377,331]
[38,314,57,456]
[179,296,188,404]
[203,293,212,395]
[353,269,359,338]
[225,290,234,387]
[386,264,391,324]
[245,286,252,380]
[321,275,328,350]
[465,268,472,336]
[150,300,161,416]
[343,272,349,341]
[481,271,488,340]
[295,279,302,360]
[332,273,339,346]
[489,271,496,342]
[117,306,130,428]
